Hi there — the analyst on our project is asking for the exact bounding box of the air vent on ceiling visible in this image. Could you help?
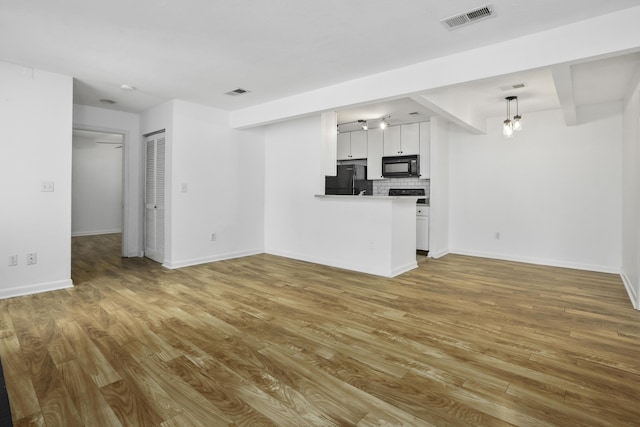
[442,4,494,29]
[225,88,250,96]
[500,83,527,91]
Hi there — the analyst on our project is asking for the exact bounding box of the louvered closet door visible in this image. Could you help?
[144,133,165,263]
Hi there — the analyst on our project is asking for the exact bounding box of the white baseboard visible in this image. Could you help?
[620,272,639,310]
[72,229,122,237]
[449,248,620,274]
[266,248,411,278]
[428,248,450,259]
[0,279,73,300]
[163,249,264,269]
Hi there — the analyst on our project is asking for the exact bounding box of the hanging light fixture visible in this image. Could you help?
[503,96,522,138]
[512,96,522,132]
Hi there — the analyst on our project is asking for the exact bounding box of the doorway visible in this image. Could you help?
[71,128,125,258]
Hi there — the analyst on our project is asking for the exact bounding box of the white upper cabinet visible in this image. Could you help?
[401,123,420,155]
[382,126,401,156]
[419,121,430,178]
[367,128,384,180]
[337,133,351,160]
[383,123,419,156]
[350,130,368,159]
[337,131,367,160]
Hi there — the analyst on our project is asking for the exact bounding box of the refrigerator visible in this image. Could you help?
[325,164,372,195]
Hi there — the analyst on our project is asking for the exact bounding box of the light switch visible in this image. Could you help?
[41,180,54,192]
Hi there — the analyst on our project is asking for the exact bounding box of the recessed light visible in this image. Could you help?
[120,84,136,91]
[99,99,116,104]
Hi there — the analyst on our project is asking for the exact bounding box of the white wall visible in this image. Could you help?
[449,104,623,273]
[429,116,450,258]
[141,100,265,268]
[169,100,265,267]
[0,62,73,298]
[72,135,123,236]
[73,105,142,256]
[622,70,640,309]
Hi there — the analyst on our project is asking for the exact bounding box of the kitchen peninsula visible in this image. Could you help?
[314,194,419,277]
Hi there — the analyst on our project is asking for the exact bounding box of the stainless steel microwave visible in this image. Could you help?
[382,155,420,177]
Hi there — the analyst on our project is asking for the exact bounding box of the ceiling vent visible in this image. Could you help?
[500,83,527,91]
[442,4,494,29]
[225,88,250,96]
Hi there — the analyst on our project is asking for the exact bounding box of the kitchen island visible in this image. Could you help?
[311,195,419,277]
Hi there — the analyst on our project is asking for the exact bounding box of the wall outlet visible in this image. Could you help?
[210,233,217,241]
[26,252,37,265]
[8,255,18,266]
[40,180,55,192]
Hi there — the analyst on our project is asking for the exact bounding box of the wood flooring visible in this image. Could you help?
[0,233,639,426]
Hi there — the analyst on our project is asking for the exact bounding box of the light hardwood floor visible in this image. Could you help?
[1,233,639,426]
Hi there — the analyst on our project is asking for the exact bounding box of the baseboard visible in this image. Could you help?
[0,279,73,300]
[72,229,122,237]
[163,249,264,269]
[620,272,639,310]
[428,248,450,259]
[266,248,407,278]
[391,261,419,277]
[450,248,620,274]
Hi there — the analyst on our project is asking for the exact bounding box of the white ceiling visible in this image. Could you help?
[1,0,639,124]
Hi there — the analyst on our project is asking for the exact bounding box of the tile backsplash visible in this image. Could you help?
[373,178,430,197]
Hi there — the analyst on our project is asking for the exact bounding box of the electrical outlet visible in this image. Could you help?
[210,233,217,241]
[40,180,54,192]
[495,232,500,240]
[8,255,18,266]
[26,252,37,265]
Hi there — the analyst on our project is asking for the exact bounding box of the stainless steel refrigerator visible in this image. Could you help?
[325,164,372,195]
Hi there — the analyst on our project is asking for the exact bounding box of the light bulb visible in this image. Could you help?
[380,120,387,129]
[513,115,522,131]
[503,120,513,138]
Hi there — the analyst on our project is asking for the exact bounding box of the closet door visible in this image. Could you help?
[144,133,165,263]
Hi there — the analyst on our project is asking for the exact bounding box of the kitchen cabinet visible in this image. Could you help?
[419,121,430,178]
[401,123,420,155]
[337,133,351,160]
[416,205,429,251]
[350,130,368,159]
[367,128,384,180]
[383,126,401,156]
[337,131,367,160]
[383,123,419,156]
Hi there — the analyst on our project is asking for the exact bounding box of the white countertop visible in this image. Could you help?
[315,194,421,200]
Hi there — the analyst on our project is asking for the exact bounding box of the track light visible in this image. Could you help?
[379,116,389,129]
[358,120,368,131]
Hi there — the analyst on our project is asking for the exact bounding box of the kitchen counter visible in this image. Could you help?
[312,194,418,277]
[315,195,429,205]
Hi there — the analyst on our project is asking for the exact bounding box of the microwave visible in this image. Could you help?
[382,155,420,177]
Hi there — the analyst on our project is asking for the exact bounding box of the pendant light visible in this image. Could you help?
[512,96,522,131]
[503,96,522,138]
